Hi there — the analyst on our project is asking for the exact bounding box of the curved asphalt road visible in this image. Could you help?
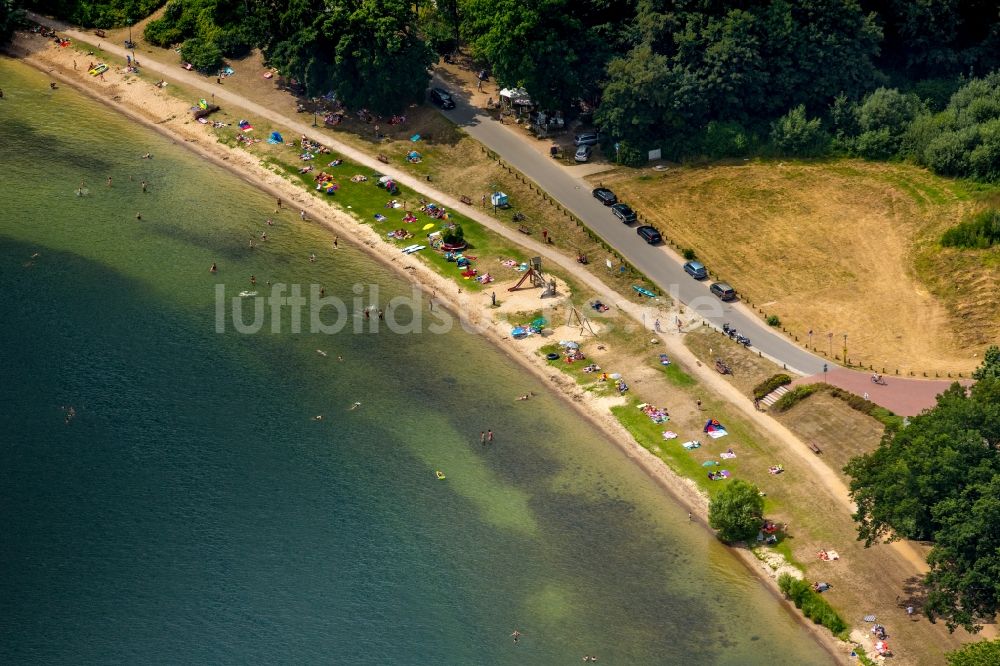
[433,79,827,375]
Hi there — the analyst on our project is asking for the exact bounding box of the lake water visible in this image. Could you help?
[0,57,830,664]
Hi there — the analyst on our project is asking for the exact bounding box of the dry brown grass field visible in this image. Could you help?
[595,160,1000,374]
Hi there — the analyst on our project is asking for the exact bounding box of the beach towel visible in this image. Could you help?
[661,431,678,440]
[702,460,719,467]
[720,452,737,459]
[682,441,701,450]
[410,134,421,142]
[374,214,387,222]
[706,429,728,439]
[718,470,731,478]
[639,403,669,424]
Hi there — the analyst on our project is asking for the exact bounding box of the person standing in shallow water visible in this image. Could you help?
[480,431,486,446]
[487,429,494,443]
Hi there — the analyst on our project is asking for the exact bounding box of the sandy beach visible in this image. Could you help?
[8,29,859,662]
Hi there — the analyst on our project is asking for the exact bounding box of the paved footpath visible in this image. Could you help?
[791,368,969,417]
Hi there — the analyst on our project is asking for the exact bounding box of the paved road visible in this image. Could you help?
[29,16,929,388]
[434,78,829,376]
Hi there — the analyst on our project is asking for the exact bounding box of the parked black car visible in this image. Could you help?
[636,225,662,244]
[592,187,617,205]
[611,203,637,224]
[429,87,456,109]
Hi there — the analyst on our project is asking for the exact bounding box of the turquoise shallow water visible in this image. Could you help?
[0,58,830,664]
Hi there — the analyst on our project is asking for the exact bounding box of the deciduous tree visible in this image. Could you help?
[947,638,1000,666]
[708,480,764,543]
[846,362,1000,632]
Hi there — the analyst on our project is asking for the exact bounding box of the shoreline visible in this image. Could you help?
[7,37,848,663]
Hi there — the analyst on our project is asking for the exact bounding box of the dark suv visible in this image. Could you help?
[592,187,617,205]
[429,87,456,109]
[611,203,637,224]
[636,225,662,244]
[710,282,736,301]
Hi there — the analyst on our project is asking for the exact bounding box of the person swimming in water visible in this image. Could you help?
[210,262,217,273]
[511,630,522,645]
[349,402,361,410]
[314,415,323,421]
[250,275,257,286]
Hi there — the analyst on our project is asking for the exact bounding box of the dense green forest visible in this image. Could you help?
[845,347,1000,632]
[14,0,1000,180]
[1,0,25,45]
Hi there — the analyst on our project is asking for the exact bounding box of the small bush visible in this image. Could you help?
[765,314,781,327]
[827,387,903,430]
[615,140,646,167]
[770,105,829,157]
[941,208,1000,248]
[776,573,848,637]
[442,223,465,245]
[701,121,752,158]
[770,384,822,412]
[753,373,792,399]
[681,248,697,260]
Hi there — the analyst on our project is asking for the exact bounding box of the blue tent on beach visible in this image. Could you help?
[268,131,284,144]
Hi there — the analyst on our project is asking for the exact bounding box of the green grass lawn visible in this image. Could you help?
[611,400,745,497]
[662,361,697,387]
[244,142,534,292]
